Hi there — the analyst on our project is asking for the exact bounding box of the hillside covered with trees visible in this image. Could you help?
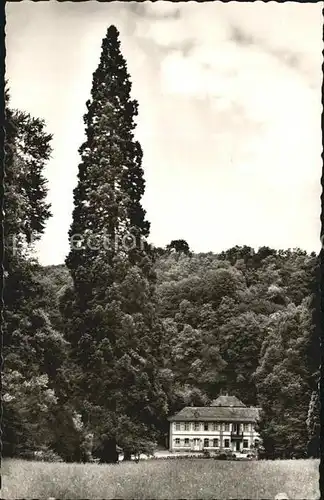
[36,243,320,460]
[3,26,320,463]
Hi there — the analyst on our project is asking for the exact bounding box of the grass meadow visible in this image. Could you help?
[1,458,320,499]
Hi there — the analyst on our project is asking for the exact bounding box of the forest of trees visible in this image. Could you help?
[3,26,321,463]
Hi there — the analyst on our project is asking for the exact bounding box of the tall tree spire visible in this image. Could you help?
[67,26,149,280]
[63,25,167,462]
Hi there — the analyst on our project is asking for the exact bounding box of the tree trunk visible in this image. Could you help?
[99,437,118,463]
[123,450,132,461]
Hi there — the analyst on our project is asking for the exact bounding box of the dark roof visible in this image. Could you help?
[168,406,261,422]
[210,395,246,407]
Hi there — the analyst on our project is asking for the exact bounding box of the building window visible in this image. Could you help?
[224,423,230,431]
[224,439,230,448]
[204,438,209,448]
[175,422,180,431]
[194,422,200,431]
[175,438,180,446]
[184,438,190,446]
[204,422,209,431]
[243,440,249,448]
[184,422,190,431]
[243,423,249,432]
[213,438,219,448]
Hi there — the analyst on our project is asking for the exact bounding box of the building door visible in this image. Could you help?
[236,441,240,452]
[193,438,200,451]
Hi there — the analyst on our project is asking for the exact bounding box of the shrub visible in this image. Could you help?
[34,448,63,462]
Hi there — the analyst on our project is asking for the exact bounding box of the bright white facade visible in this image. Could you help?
[168,395,261,453]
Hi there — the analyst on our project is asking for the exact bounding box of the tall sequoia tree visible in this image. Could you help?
[63,26,167,462]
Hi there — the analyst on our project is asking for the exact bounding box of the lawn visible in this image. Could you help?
[1,458,320,499]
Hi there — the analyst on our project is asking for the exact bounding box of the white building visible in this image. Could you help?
[168,395,261,453]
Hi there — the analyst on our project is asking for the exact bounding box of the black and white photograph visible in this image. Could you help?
[3,1,322,498]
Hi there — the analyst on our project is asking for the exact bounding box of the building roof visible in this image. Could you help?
[210,395,246,407]
[168,406,261,423]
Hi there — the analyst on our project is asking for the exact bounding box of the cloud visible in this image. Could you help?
[230,25,255,46]
[127,1,181,20]
[228,21,316,88]
[224,2,321,89]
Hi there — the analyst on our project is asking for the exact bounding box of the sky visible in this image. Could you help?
[6,1,323,265]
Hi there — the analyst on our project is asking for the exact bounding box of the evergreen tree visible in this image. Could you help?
[64,25,167,462]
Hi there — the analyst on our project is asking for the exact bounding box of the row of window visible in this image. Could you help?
[174,422,253,432]
[174,438,251,448]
